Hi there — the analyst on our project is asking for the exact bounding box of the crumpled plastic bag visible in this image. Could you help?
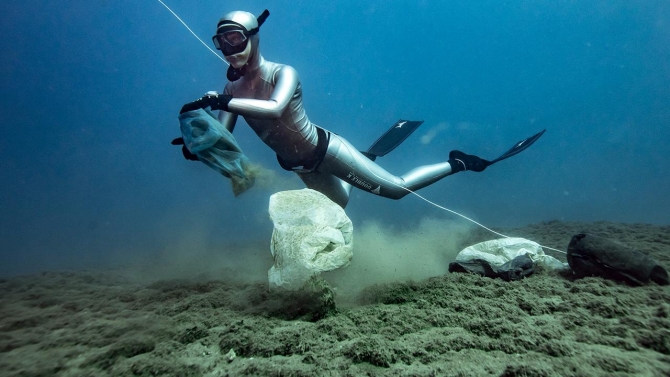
[449,254,535,281]
[268,189,353,290]
[179,108,254,196]
[453,237,567,272]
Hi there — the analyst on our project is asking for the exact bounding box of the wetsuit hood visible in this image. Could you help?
[214,10,269,81]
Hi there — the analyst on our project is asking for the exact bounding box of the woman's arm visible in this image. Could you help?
[218,110,238,133]
[226,65,299,119]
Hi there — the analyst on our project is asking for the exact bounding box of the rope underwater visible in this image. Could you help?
[338,141,567,255]
[156,0,228,65]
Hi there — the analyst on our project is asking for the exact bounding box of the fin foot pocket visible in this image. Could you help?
[448,150,489,172]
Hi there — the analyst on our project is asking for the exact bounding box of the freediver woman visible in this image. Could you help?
[172,10,544,208]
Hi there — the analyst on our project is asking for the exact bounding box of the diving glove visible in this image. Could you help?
[179,91,233,114]
[171,137,199,161]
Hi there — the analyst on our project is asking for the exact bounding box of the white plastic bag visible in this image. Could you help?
[456,237,567,270]
[268,189,353,290]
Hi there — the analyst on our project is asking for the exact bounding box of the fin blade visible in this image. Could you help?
[489,129,546,165]
[366,120,424,158]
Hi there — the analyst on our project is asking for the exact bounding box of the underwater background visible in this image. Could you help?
[1,0,669,276]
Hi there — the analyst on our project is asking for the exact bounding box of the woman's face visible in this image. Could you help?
[224,40,251,69]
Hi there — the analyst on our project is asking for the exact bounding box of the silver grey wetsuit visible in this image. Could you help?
[217,38,455,208]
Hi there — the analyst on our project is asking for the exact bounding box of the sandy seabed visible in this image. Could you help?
[1,221,669,377]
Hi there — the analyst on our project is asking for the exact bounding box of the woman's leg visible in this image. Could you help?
[297,170,352,208]
[316,134,456,200]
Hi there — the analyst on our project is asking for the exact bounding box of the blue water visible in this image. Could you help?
[1,0,668,275]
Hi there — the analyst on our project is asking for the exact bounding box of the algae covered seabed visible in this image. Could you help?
[1,221,669,376]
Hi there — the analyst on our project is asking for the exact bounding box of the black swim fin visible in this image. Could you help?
[487,129,546,165]
[449,129,546,172]
[362,120,424,161]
